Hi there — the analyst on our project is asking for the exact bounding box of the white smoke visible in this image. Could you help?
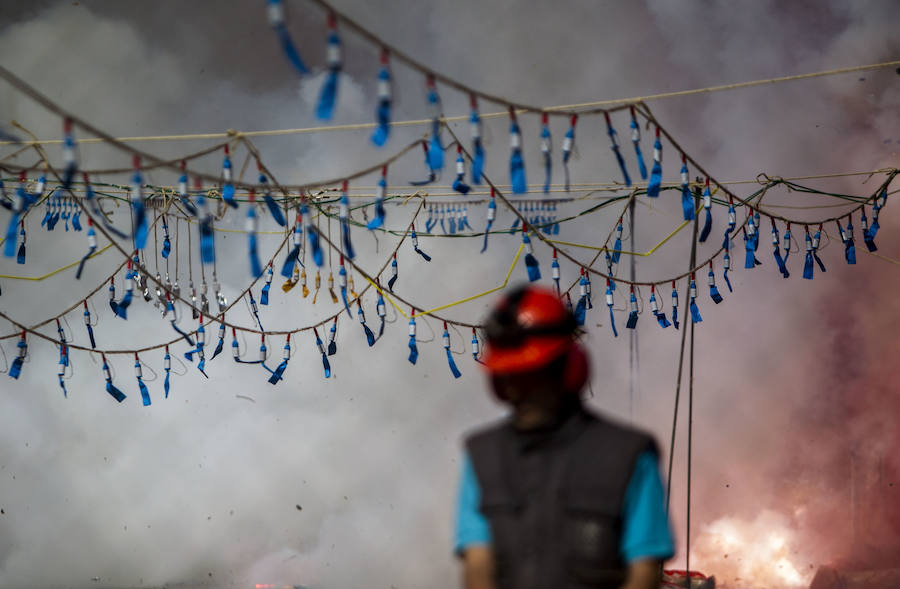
[0,1,898,588]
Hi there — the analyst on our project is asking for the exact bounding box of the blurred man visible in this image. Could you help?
[455,285,674,589]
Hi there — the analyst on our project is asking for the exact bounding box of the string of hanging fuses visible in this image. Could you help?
[1,138,893,397]
[5,123,890,265]
[3,124,892,338]
[0,141,504,398]
[0,54,897,398]
[3,99,892,312]
[2,58,890,272]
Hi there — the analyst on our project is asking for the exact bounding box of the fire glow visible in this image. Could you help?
[691,510,813,588]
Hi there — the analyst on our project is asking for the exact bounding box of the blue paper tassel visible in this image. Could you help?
[709,271,723,304]
[509,111,527,193]
[656,312,670,328]
[522,233,541,282]
[445,348,461,379]
[339,189,355,260]
[680,161,695,221]
[247,208,263,278]
[86,323,96,348]
[268,0,309,73]
[411,229,432,261]
[367,174,387,230]
[481,195,496,253]
[612,221,623,265]
[630,111,648,180]
[16,232,25,265]
[9,335,26,379]
[813,229,827,273]
[671,287,680,330]
[690,299,703,323]
[607,304,618,338]
[304,211,323,267]
[839,220,856,265]
[745,233,756,269]
[626,291,638,329]
[802,228,816,280]
[262,187,286,227]
[9,356,24,379]
[316,29,341,120]
[268,359,288,385]
[699,208,712,244]
[327,320,338,356]
[131,171,149,250]
[647,132,663,198]
[426,82,444,172]
[261,267,272,305]
[339,270,351,318]
[574,296,587,326]
[606,115,631,187]
[138,378,151,406]
[699,181,712,243]
[210,326,225,361]
[106,382,126,403]
[453,157,471,195]
[371,59,392,146]
[774,246,788,277]
[281,244,301,278]
[540,116,552,193]
[388,256,398,291]
[221,183,238,209]
[4,212,19,258]
[428,127,444,172]
[200,218,215,265]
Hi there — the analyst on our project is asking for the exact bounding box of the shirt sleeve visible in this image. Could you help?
[620,451,676,563]
[454,453,492,556]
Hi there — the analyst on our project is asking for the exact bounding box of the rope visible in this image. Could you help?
[665,176,701,517]
[13,166,891,195]
[4,58,897,145]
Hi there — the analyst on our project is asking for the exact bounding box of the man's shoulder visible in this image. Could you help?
[581,409,659,456]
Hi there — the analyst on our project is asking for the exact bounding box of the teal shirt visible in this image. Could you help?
[454,451,674,563]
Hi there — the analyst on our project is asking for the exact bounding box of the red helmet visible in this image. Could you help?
[482,286,588,391]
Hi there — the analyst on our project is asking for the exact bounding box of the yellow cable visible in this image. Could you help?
[363,244,525,320]
[0,243,112,280]
[547,202,699,257]
[4,61,897,146]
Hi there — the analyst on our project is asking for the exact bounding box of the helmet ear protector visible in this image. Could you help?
[562,342,589,395]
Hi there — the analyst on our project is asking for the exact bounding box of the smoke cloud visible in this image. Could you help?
[0,1,898,588]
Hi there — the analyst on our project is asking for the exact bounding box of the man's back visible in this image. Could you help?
[463,408,658,589]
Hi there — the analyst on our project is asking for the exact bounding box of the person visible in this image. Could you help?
[454,285,674,589]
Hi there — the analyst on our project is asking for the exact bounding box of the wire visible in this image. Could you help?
[0,243,113,280]
[3,58,898,145]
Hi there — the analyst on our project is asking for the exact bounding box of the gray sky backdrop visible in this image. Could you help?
[1,1,899,588]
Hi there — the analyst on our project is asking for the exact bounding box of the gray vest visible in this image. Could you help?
[465,408,657,589]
